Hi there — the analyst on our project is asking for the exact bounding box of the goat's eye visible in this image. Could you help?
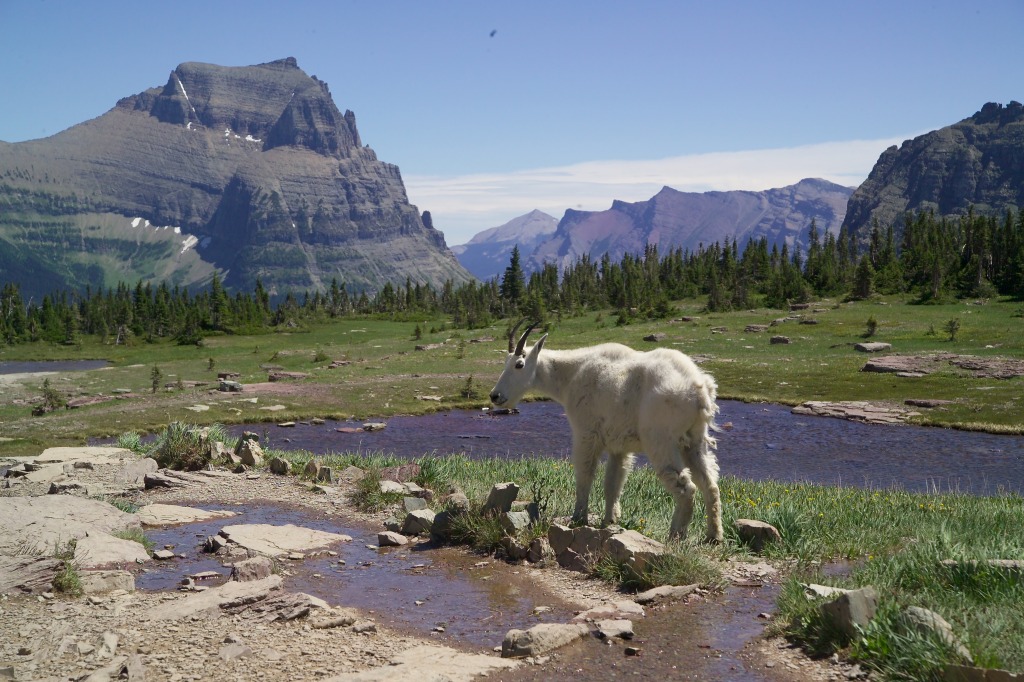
[514,358,525,369]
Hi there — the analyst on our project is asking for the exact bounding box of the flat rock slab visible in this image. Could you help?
[0,555,63,594]
[137,503,238,527]
[147,575,283,621]
[324,645,519,681]
[74,531,150,567]
[573,600,645,622]
[0,496,141,555]
[219,524,352,558]
[25,446,132,465]
[791,400,921,425]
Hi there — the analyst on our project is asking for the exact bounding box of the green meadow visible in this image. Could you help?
[3,295,1024,679]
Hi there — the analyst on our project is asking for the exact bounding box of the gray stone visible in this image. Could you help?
[219,524,352,558]
[903,606,973,663]
[556,548,590,573]
[379,479,406,495]
[634,584,699,605]
[74,531,150,568]
[152,549,176,560]
[322,644,518,681]
[302,458,321,478]
[237,439,264,467]
[316,466,333,483]
[362,422,387,431]
[138,503,237,526]
[0,496,140,556]
[745,324,770,332]
[338,465,366,482]
[568,525,617,558]
[482,482,519,514]
[147,575,283,621]
[735,518,782,552]
[401,509,435,536]
[383,516,402,533]
[443,491,471,513]
[268,457,291,475]
[500,510,531,534]
[429,510,455,542]
[803,583,851,600]
[573,600,645,622]
[770,335,791,344]
[0,555,62,594]
[402,496,428,513]
[79,570,135,594]
[230,556,274,582]
[819,586,879,638]
[944,664,1024,682]
[378,531,409,547]
[48,479,86,494]
[548,523,574,555]
[220,380,244,392]
[526,537,554,563]
[499,536,528,561]
[116,457,159,484]
[604,529,666,576]
[501,623,591,658]
[854,342,892,353]
[594,619,634,639]
[219,642,253,661]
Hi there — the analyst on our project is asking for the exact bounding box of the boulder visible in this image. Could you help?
[316,466,333,484]
[500,510,531,535]
[482,482,519,515]
[379,463,420,482]
[303,458,322,478]
[819,586,878,639]
[48,479,87,495]
[643,333,666,342]
[237,439,264,468]
[744,324,769,333]
[269,457,291,475]
[735,519,782,552]
[499,537,529,561]
[0,496,140,556]
[74,531,150,568]
[402,496,428,513]
[603,530,666,576]
[526,537,554,563]
[429,511,455,542]
[230,556,275,582]
[594,619,634,639]
[0,555,63,594]
[379,479,406,495]
[401,509,436,536]
[79,570,135,594]
[378,531,409,547]
[902,606,973,663]
[146,575,283,621]
[547,523,574,555]
[338,465,365,482]
[770,335,791,344]
[501,623,591,658]
[116,457,159,485]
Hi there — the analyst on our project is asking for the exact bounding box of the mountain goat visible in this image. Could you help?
[489,321,723,542]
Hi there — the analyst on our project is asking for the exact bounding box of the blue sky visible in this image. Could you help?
[1,1,1021,245]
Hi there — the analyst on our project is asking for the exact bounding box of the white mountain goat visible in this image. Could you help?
[489,321,724,542]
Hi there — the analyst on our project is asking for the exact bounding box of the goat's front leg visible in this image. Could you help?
[603,452,634,526]
[571,435,600,526]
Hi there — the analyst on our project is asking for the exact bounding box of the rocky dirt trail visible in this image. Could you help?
[0,446,853,682]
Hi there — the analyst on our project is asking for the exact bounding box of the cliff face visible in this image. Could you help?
[525,179,853,273]
[842,101,1024,241]
[0,58,470,298]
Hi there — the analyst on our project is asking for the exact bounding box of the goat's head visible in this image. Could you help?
[489,319,547,408]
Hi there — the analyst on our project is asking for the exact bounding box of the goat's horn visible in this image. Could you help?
[507,318,527,353]
[514,321,541,356]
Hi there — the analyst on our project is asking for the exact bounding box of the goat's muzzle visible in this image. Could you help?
[489,391,504,406]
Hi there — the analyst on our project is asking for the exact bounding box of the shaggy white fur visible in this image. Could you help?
[490,324,723,542]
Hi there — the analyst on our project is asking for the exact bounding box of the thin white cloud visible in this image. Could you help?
[406,136,907,246]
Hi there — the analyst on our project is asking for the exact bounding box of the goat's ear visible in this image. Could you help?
[530,334,548,356]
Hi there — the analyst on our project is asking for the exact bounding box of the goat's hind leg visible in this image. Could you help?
[603,452,634,526]
[685,435,724,543]
[657,465,697,541]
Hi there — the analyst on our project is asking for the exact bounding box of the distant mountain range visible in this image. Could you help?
[455,179,854,280]
[842,101,1024,241]
[0,57,471,300]
[450,210,558,280]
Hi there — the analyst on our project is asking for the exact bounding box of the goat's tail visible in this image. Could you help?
[698,375,721,448]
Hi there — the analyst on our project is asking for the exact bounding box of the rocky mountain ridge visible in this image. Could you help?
[0,58,471,299]
[842,101,1024,241]
[449,210,557,279]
